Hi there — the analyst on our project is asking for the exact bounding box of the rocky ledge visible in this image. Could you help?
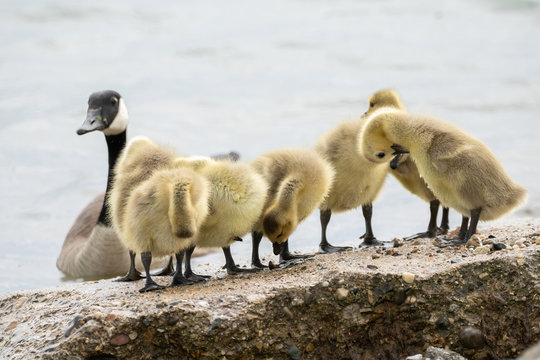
[1,219,540,360]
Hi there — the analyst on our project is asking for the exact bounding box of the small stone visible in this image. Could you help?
[321,281,329,287]
[512,245,519,250]
[393,238,402,247]
[335,288,349,300]
[478,272,489,280]
[450,259,461,264]
[535,238,540,245]
[493,243,506,251]
[372,254,380,259]
[305,343,315,352]
[283,306,294,319]
[287,344,301,360]
[405,355,423,360]
[394,288,406,305]
[466,235,481,248]
[473,245,490,255]
[367,264,378,270]
[110,334,130,346]
[425,346,466,360]
[435,316,450,330]
[128,332,138,340]
[256,341,263,352]
[106,313,116,321]
[402,272,415,283]
[459,327,485,349]
[5,321,17,331]
[488,234,496,238]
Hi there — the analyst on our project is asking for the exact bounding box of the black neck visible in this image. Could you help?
[97,131,127,226]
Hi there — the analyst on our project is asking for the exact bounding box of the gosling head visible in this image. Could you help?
[365,89,405,115]
[262,209,298,249]
[78,90,128,136]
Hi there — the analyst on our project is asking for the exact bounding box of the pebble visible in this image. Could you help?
[512,245,519,250]
[459,327,485,349]
[128,332,138,340]
[256,341,263,352]
[466,236,481,248]
[287,344,301,360]
[372,254,380,259]
[402,272,415,284]
[321,281,329,287]
[305,343,315,352]
[367,264,378,270]
[405,355,423,360]
[110,334,130,346]
[5,321,18,331]
[493,243,506,251]
[335,288,349,300]
[536,238,540,245]
[478,272,489,280]
[473,246,490,255]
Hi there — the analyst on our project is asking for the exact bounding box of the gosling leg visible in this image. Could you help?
[464,208,481,242]
[437,215,469,247]
[152,256,175,276]
[319,209,352,253]
[223,246,256,275]
[403,200,440,240]
[184,246,210,282]
[115,250,143,282]
[171,251,196,286]
[360,203,382,246]
[251,231,268,270]
[438,207,450,235]
[139,252,164,293]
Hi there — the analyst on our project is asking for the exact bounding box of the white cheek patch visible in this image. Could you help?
[103,98,129,136]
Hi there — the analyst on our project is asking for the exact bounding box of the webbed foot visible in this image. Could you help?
[403,231,437,241]
[360,236,383,247]
[152,257,175,276]
[319,243,352,254]
[185,270,210,283]
[227,265,257,275]
[139,281,164,293]
[115,269,143,282]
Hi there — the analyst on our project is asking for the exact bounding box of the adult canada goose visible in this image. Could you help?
[250,148,335,268]
[359,109,527,244]
[56,90,164,278]
[315,118,390,250]
[174,156,268,275]
[365,89,450,239]
[111,164,210,292]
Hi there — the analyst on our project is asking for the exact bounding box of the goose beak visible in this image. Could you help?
[390,144,409,155]
[390,153,402,170]
[272,242,283,255]
[77,107,107,135]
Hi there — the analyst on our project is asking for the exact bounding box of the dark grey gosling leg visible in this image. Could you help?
[223,246,256,275]
[279,240,314,263]
[115,250,143,282]
[251,231,268,269]
[438,207,450,235]
[319,209,352,253]
[437,215,469,247]
[171,250,196,286]
[139,252,164,292]
[360,203,382,246]
[403,200,440,241]
[184,246,210,282]
[152,256,175,276]
[464,208,481,242]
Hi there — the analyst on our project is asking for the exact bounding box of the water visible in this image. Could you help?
[1,0,539,294]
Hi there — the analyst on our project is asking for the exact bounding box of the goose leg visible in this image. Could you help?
[223,246,256,275]
[438,207,450,235]
[115,250,143,282]
[171,251,196,286]
[278,240,314,263]
[403,200,440,240]
[139,252,164,292]
[251,231,268,269]
[319,209,352,253]
[152,256,175,276]
[360,203,382,246]
[184,246,210,282]
[464,208,481,242]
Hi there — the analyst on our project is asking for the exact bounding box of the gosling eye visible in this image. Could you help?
[370,101,375,108]
[111,97,118,106]
[276,232,283,238]
[376,152,385,159]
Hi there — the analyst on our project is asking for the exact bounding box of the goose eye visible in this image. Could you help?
[277,232,283,238]
[111,97,118,106]
[376,152,385,159]
[370,101,375,108]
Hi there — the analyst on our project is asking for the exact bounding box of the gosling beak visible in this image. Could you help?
[234,236,243,242]
[77,107,107,135]
[390,153,402,170]
[273,242,283,255]
[391,144,409,155]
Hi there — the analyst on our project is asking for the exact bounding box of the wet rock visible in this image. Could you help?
[425,346,466,360]
[402,272,415,283]
[110,334,130,346]
[405,354,423,360]
[287,344,300,359]
[459,327,485,349]
[435,315,450,330]
[394,287,407,305]
[473,246,490,255]
[335,288,349,300]
[492,242,506,251]
[519,340,540,360]
[64,314,84,337]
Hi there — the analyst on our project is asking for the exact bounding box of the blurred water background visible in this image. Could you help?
[0,0,539,293]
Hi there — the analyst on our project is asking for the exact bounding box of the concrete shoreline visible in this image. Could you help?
[1,218,539,359]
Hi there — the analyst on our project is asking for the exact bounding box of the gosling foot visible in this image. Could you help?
[436,226,449,236]
[115,269,143,282]
[319,243,352,254]
[226,264,257,275]
[139,280,164,293]
[251,259,269,270]
[170,274,196,287]
[152,257,175,276]
[184,270,210,283]
[359,235,383,247]
[403,231,437,241]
